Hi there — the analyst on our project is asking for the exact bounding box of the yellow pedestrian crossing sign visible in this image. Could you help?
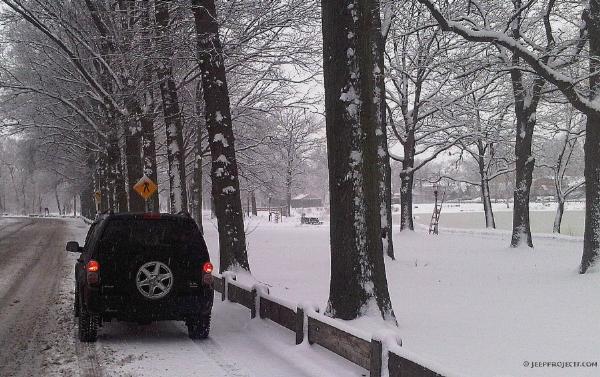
[133,175,158,200]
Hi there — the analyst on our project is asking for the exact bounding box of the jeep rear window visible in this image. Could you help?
[99,219,203,253]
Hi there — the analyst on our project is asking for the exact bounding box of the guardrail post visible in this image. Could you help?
[259,297,266,319]
[295,306,304,345]
[370,339,382,377]
[251,288,257,318]
[222,272,236,302]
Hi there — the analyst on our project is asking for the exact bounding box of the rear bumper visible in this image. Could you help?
[86,288,214,321]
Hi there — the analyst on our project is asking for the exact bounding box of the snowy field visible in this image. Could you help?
[202,215,600,377]
[406,201,586,236]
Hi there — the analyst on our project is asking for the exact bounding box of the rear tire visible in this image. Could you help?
[78,308,99,343]
[74,285,80,318]
[187,313,210,339]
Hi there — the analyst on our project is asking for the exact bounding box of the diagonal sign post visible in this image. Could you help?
[133,175,158,211]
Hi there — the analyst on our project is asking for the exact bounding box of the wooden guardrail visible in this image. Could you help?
[212,273,453,377]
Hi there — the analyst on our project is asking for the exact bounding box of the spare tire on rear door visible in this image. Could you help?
[135,260,174,299]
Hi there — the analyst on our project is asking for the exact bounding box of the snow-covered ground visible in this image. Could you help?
[20,215,594,376]
[201,216,600,377]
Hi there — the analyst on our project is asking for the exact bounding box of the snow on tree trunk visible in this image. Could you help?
[140,2,159,213]
[476,139,495,228]
[193,81,204,232]
[400,135,415,231]
[553,199,565,234]
[399,171,414,231]
[322,0,395,322]
[122,9,149,213]
[107,135,127,212]
[123,115,144,212]
[581,0,600,273]
[191,0,249,273]
[373,0,394,259]
[141,113,159,212]
[94,154,105,212]
[510,115,535,248]
[482,178,496,229]
[155,0,188,214]
[509,46,539,248]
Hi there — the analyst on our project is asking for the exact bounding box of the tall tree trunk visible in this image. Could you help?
[399,170,414,231]
[482,177,495,228]
[246,194,251,216]
[122,57,146,212]
[251,191,257,216]
[581,111,600,272]
[508,5,542,248]
[140,0,160,212]
[191,0,249,272]
[81,174,94,219]
[399,133,415,231]
[286,171,292,217]
[398,136,415,233]
[95,153,109,212]
[141,113,159,211]
[477,148,496,228]
[322,0,395,322]
[510,113,535,247]
[374,0,394,259]
[123,115,145,211]
[580,0,600,272]
[553,198,565,234]
[193,81,205,232]
[109,135,128,212]
[155,0,188,213]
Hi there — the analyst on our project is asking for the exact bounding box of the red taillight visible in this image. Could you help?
[143,212,161,220]
[202,262,213,274]
[87,260,100,272]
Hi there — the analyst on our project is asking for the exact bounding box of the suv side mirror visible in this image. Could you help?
[66,241,81,253]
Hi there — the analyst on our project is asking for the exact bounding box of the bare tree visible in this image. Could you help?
[416,0,599,270]
[536,105,585,233]
[267,109,323,216]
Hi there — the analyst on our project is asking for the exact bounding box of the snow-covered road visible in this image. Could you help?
[0,217,70,377]
[0,217,365,377]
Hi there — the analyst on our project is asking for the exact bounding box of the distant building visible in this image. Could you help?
[291,194,323,208]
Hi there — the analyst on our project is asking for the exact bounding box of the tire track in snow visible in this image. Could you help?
[192,338,251,377]
[74,330,104,377]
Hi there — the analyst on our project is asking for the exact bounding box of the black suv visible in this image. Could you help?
[66,213,214,342]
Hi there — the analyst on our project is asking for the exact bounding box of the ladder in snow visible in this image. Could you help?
[429,190,446,235]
